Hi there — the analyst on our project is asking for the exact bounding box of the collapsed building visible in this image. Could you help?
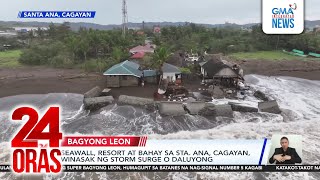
[199,56,244,88]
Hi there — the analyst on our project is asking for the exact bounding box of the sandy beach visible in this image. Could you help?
[0,59,320,98]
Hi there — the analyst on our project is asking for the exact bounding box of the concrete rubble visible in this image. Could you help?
[84,86,102,98]
[158,102,186,116]
[215,104,234,118]
[84,96,114,111]
[198,103,216,117]
[118,95,154,106]
[184,102,206,115]
[101,88,111,96]
[228,102,258,113]
[258,100,281,114]
[254,90,270,101]
[81,86,279,117]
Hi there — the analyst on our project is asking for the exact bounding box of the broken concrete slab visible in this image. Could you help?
[118,95,154,106]
[84,96,114,111]
[185,102,206,115]
[215,104,234,118]
[158,102,186,116]
[84,86,102,98]
[213,85,224,98]
[185,97,196,102]
[101,88,111,96]
[258,100,281,114]
[198,103,216,116]
[254,90,269,101]
[228,102,258,113]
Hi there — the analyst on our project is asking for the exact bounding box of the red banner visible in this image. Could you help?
[61,136,147,147]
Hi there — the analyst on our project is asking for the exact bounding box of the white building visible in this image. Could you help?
[161,63,181,83]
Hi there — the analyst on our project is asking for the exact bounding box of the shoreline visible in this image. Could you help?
[237,59,320,81]
[1,59,320,98]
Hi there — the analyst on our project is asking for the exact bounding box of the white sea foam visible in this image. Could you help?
[0,75,319,179]
[148,75,320,180]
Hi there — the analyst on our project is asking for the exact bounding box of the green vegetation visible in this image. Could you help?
[17,22,145,72]
[179,67,192,74]
[3,22,318,71]
[155,24,320,57]
[0,50,22,68]
[152,47,170,70]
[230,51,308,60]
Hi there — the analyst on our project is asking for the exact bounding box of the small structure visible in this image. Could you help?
[103,60,159,87]
[153,26,161,34]
[143,70,157,84]
[200,57,243,87]
[103,60,142,87]
[130,51,145,59]
[129,45,155,54]
[185,53,200,62]
[161,63,182,84]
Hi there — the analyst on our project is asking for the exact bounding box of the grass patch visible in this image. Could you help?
[0,50,23,68]
[230,51,309,61]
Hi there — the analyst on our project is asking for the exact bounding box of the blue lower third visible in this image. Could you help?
[18,11,96,18]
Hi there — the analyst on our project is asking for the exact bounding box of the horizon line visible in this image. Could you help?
[0,19,319,27]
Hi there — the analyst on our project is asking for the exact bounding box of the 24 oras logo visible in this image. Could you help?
[10,106,63,174]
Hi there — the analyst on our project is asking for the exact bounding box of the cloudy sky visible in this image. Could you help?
[0,0,319,25]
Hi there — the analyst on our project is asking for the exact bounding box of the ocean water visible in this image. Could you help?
[0,75,319,180]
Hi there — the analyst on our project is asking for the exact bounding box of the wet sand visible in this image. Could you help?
[0,67,105,98]
[236,59,320,80]
[0,59,320,98]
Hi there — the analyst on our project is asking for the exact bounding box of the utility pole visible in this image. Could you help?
[122,0,128,37]
[142,21,145,30]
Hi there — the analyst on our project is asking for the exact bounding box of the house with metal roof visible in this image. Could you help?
[130,52,145,59]
[161,63,181,83]
[129,45,155,54]
[103,60,143,87]
[142,70,158,84]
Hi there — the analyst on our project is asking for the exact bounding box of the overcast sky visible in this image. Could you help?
[0,0,319,25]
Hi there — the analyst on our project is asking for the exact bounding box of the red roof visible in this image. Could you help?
[129,45,154,53]
[130,52,145,59]
[154,26,161,33]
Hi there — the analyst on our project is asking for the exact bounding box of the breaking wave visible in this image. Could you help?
[0,75,319,180]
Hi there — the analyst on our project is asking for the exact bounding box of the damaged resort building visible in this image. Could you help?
[199,56,244,88]
[85,40,281,118]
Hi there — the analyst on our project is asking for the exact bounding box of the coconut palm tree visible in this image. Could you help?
[152,47,170,70]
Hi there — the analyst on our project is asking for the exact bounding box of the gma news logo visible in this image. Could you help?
[263,0,304,34]
[271,4,297,29]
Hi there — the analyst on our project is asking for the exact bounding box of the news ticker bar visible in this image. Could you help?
[1,165,320,172]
